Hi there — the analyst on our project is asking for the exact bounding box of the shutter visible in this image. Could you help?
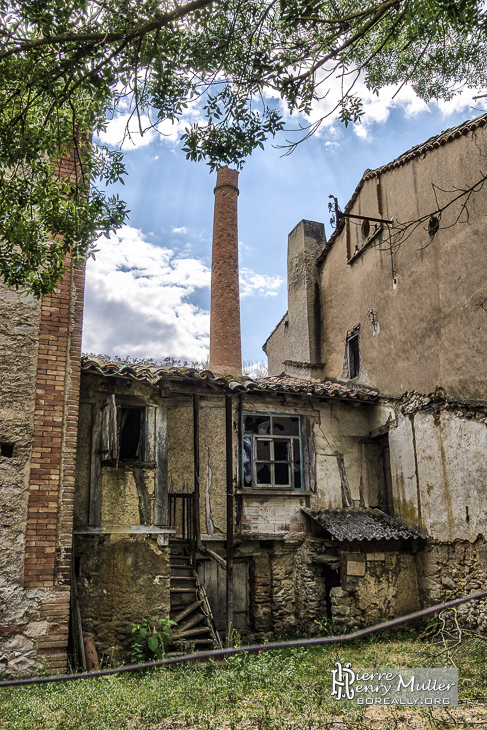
[100,394,119,461]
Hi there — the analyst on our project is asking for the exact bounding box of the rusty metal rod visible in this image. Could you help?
[225,393,234,646]
[1,589,486,688]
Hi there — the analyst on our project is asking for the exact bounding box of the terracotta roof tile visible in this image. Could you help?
[81,356,378,402]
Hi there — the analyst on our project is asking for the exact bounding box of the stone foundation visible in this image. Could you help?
[416,538,487,632]
[74,534,171,663]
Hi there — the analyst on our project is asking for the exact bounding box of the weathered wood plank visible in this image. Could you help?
[145,406,156,461]
[100,394,118,462]
[88,402,102,527]
[154,405,168,526]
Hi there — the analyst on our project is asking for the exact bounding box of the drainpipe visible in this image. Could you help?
[225,393,234,645]
[193,394,200,546]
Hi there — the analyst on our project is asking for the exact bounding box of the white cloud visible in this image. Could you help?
[97,96,206,150]
[239,268,283,298]
[83,225,211,363]
[270,67,487,142]
[98,112,159,150]
[172,226,188,235]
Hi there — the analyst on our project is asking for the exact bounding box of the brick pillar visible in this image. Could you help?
[22,147,86,673]
[209,167,242,376]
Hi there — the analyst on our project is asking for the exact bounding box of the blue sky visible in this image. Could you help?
[82,83,487,370]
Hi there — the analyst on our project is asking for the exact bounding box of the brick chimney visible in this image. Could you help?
[209,167,242,375]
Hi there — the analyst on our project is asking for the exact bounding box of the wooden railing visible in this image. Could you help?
[168,492,196,542]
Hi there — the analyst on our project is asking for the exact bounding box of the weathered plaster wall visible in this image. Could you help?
[168,398,194,494]
[263,314,287,378]
[198,397,227,536]
[372,395,487,540]
[319,125,487,399]
[238,397,378,535]
[264,220,325,380]
[74,375,173,661]
[75,534,170,662]
[241,495,307,534]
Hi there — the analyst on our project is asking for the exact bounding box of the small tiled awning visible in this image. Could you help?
[301,507,422,541]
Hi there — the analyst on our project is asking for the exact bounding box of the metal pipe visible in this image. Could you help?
[225,393,234,645]
[2,590,486,687]
[193,393,200,558]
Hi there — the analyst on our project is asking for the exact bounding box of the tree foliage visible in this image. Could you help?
[1,0,486,294]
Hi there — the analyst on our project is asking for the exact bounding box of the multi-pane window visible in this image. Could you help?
[242,414,302,490]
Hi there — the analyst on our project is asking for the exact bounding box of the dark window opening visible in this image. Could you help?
[242,414,302,490]
[347,333,360,379]
[118,407,144,461]
[377,435,394,516]
[361,219,370,239]
[1,443,14,458]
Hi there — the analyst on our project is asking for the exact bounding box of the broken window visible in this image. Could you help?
[347,331,360,379]
[100,395,145,462]
[118,407,145,461]
[242,414,302,490]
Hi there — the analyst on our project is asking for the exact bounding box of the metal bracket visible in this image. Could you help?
[329,195,393,228]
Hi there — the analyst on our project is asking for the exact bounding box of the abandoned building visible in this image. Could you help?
[1,113,487,675]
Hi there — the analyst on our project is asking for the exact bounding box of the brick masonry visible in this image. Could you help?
[21,254,85,670]
[209,167,242,375]
[0,146,87,675]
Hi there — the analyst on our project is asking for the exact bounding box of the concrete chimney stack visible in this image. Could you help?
[209,167,242,375]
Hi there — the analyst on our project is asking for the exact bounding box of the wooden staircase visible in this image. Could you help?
[169,540,222,654]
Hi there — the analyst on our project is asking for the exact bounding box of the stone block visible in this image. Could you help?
[347,560,366,577]
[332,605,353,616]
[330,586,347,599]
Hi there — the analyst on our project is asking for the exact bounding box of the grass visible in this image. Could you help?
[1,627,487,730]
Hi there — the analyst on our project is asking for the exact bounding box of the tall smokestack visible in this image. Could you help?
[209,167,242,375]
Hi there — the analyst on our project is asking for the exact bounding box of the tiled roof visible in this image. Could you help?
[81,356,379,402]
[302,507,422,541]
[254,374,378,401]
[319,111,487,261]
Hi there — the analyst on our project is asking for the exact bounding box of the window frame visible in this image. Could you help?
[347,331,361,379]
[118,405,146,462]
[241,412,303,491]
[100,396,149,464]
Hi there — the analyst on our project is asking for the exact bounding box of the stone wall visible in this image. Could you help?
[318,120,487,399]
[75,534,170,663]
[0,255,85,676]
[416,538,487,632]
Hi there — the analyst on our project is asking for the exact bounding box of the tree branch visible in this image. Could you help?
[0,0,216,61]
